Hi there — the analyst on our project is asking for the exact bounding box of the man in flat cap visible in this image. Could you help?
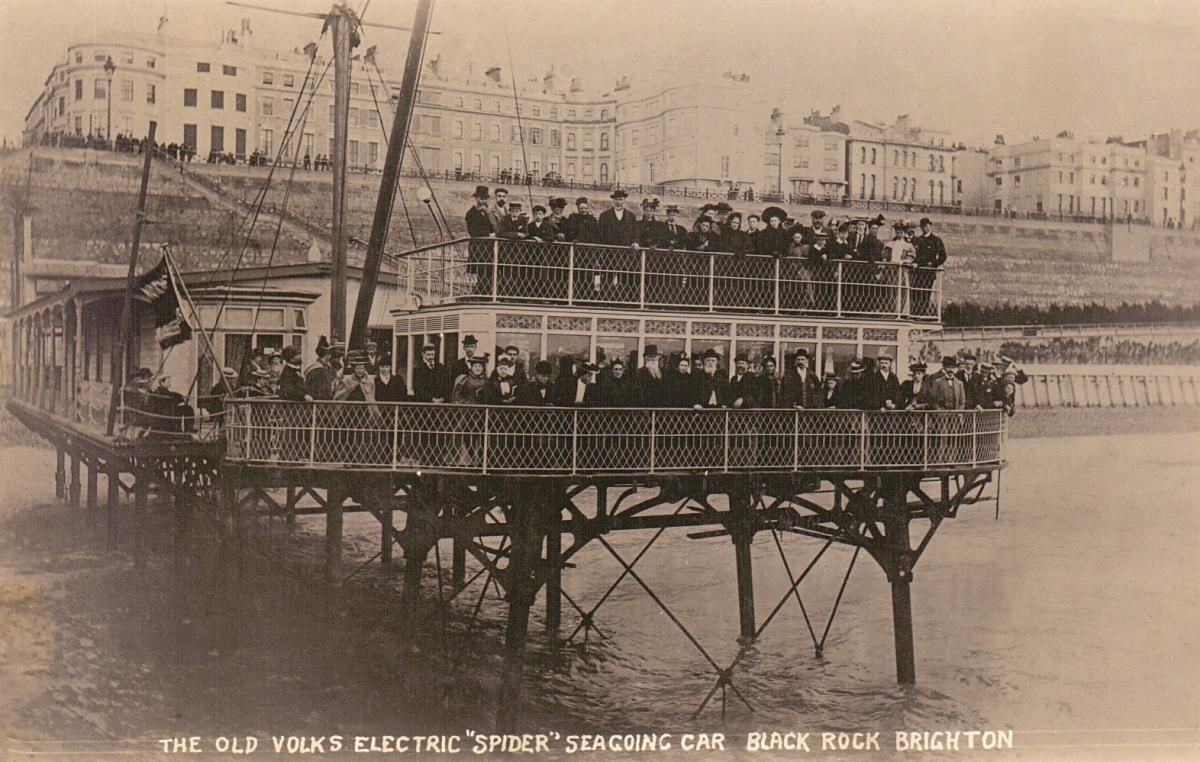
[526,204,556,242]
[801,209,829,246]
[497,201,528,240]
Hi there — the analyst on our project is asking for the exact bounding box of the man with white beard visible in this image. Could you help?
[636,344,670,407]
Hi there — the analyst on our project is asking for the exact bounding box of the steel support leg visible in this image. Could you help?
[86,462,98,520]
[452,538,466,589]
[133,476,148,569]
[545,524,562,637]
[325,487,345,585]
[55,448,66,500]
[498,488,548,732]
[730,490,756,641]
[69,454,81,507]
[883,476,916,685]
[380,507,394,567]
[106,467,120,549]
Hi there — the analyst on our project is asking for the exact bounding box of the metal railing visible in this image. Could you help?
[399,238,943,321]
[224,400,1005,474]
[10,381,227,442]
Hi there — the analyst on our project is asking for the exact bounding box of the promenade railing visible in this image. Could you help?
[400,238,942,321]
[224,400,1005,475]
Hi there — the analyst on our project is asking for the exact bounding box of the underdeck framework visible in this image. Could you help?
[11,397,1003,730]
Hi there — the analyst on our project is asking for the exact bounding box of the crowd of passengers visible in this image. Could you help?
[217,334,1025,416]
[125,334,1025,438]
[466,185,949,265]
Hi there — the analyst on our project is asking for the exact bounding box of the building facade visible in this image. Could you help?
[951,147,990,211]
[988,133,1151,221]
[764,108,848,199]
[1145,129,1200,229]
[845,115,957,206]
[614,74,766,192]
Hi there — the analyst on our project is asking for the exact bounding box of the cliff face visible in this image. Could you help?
[5,147,1200,314]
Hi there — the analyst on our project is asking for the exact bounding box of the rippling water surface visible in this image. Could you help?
[2,431,1199,757]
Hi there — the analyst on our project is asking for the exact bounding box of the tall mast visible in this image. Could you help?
[107,120,157,436]
[328,3,356,345]
[349,0,435,349]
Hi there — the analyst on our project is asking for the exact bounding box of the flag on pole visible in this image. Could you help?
[134,256,192,349]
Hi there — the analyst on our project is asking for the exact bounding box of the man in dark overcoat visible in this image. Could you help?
[411,343,448,403]
[780,349,822,408]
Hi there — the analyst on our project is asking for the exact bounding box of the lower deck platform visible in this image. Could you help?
[8,396,1005,730]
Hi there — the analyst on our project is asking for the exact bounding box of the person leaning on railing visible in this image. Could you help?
[201,366,240,424]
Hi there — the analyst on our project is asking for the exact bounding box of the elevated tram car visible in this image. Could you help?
[8,236,1005,727]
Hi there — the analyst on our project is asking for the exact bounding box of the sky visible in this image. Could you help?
[1,0,1198,147]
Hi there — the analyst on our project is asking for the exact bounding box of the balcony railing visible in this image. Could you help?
[224,400,1004,475]
[10,380,226,443]
[399,238,942,321]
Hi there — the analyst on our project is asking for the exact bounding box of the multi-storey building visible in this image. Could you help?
[989,133,1150,220]
[407,61,616,182]
[951,147,990,211]
[845,115,957,206]
[764,108,848,200]
[614,73,766,192]
[25,36,167,144]
[22,27,621,180]
[1145,129,1200,228]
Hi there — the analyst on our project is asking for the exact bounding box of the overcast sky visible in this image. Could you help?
[2,0,1198,147]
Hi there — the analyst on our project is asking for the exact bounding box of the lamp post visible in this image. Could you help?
[776,126,785,200]
[103,56,115,145]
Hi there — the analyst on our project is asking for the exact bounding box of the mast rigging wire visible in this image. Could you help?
[503,20,535,211]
